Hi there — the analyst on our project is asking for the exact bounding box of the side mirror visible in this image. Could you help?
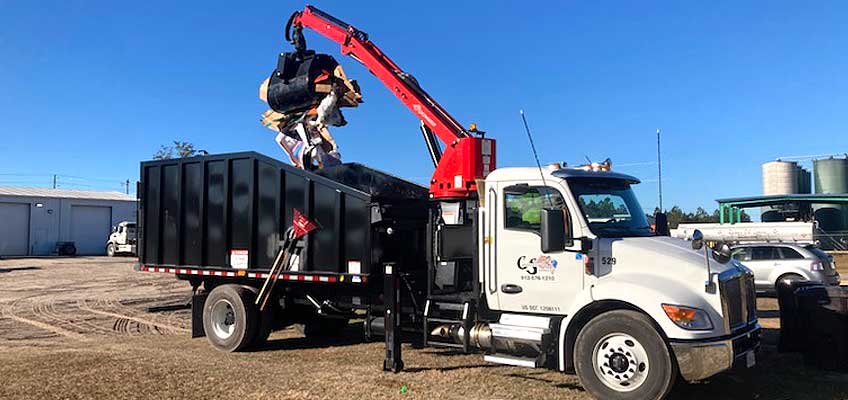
[712,243,732,264]
[691,229,704,250]
[541,208,573,253]
[654,212,670,236]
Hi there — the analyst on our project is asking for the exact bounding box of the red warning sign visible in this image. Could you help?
[292,209,319,239]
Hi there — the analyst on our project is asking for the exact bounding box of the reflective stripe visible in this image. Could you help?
[138,265,351,284]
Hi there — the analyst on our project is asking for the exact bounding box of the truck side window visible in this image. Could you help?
[504,186,565,233]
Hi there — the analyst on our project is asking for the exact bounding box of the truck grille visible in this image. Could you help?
[721,273,757,330]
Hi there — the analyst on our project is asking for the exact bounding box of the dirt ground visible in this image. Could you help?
[1,257,847,400]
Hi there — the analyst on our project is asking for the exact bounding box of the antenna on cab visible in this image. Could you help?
[519,110,553,208]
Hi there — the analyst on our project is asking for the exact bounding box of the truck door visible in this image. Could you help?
[493,183,583,314]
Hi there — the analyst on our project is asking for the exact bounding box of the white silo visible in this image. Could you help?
[762,160,799,195]
[761,160,799,222]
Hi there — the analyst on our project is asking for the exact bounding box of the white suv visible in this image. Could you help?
[731,243,840,294]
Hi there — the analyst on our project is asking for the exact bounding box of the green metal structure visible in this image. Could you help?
[716,194,848,224]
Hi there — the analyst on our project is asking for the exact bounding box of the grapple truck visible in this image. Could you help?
[136,6,760,399]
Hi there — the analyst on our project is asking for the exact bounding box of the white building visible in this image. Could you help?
[0,187,137,256]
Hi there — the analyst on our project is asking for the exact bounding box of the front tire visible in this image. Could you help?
[574,310,676,400]
[202,285,258,352]
[106,243,115,257]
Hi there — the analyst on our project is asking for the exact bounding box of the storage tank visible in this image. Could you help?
[813,157,848,236]
[814,157,848,194]
[796,166,812,194]
[762,160,798,195]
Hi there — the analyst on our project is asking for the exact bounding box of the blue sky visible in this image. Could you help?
[1,1,846,215]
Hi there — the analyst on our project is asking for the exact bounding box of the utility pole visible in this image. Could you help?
[53,174,57,189]
[656,129,663,212]
[124,179,130,194]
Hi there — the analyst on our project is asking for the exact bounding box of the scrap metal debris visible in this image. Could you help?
[259,54,362,170]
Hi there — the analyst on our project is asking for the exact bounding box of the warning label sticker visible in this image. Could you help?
[230,250,248,270]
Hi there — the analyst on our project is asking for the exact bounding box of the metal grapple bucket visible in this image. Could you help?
[266,51,341,114]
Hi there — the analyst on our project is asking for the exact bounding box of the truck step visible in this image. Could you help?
[426,317,466,324]
[428,341,466,349]
[490,323,547,343]
[483,354,540,368]
[431,302,466,311]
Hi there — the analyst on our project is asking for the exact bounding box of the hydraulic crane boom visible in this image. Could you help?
[287,5,495,199]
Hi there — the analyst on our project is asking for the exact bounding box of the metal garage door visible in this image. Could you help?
[0,202,30,256]
[70,205,112,255]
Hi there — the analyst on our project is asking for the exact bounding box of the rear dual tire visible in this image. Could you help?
[203,285,258,352]
[203,284,266,352]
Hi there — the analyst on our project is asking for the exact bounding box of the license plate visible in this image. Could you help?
[745,351,756,368]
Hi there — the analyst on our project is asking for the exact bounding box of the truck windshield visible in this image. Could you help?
[568,179,653,238]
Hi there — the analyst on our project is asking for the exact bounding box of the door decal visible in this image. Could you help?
[517,255,558,281]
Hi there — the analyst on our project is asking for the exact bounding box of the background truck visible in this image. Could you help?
[107,221,137,256]
[135,6,760,400]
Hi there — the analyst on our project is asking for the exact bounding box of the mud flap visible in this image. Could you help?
[191,291,209,338]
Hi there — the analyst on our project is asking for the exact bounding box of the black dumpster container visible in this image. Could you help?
[138,152,429,277]
[777,280,823,353]
[800,286,848,371]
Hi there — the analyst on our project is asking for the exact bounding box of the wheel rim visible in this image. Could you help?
[592,332,650,392]
[210,299,237,340]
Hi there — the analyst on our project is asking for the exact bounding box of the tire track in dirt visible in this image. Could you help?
[38,300,115,336]
[1,301,85,340]
[78,299,190,335]
[90,298,156,333]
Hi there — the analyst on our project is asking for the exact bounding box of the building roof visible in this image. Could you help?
[716,193,848,207]
[0,186,136,202]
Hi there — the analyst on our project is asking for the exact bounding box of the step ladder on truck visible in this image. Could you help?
[135,6,760,400]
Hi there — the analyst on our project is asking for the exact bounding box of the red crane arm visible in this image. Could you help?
[291,5,467,146]
[289,5,495,199]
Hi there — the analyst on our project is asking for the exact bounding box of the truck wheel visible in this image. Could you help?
[106,243,115,257]
[202,285,258,352]
[241,287,274,348]
[574,310,676,400]
[297,318,349,338]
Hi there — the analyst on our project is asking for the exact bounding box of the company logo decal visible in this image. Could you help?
[517,255,557,281]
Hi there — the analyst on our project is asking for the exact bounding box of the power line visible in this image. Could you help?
[0,173,52,176]
[0,172,133,192]
[57,174,129,183]
[616,161,657,167]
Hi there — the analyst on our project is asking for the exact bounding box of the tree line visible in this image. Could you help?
[654,206,751,229]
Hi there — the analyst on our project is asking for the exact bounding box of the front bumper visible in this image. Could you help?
[670,323,761,382]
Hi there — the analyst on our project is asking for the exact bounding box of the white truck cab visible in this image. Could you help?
[474,164,760,399]
[106,221,137,257]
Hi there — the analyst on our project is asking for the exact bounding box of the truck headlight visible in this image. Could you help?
[661,304,713,330]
